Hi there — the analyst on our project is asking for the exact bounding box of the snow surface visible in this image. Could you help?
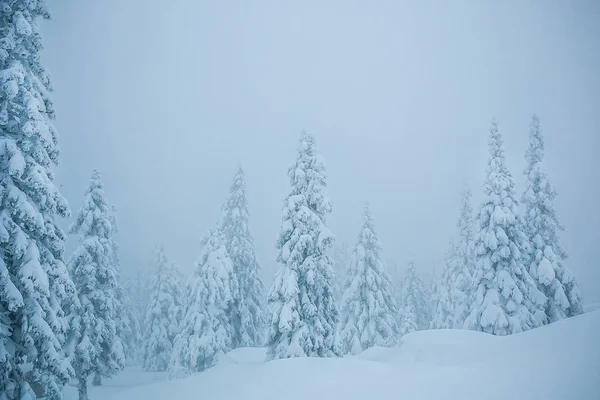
[64,310,600,400]
[584,302,600,313]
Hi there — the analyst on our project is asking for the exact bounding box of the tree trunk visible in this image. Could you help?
[92,372,102,386]
[78,376,89,400]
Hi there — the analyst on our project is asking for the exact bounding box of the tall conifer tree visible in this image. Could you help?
[266,131,339,359]
[465,120,546,335]
[0,3,75,398]
[338,205,399,354]
[522,115,583,321]
[68,171,125,400]
[220,166,265,347]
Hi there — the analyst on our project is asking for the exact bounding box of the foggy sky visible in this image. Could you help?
[41,1,599,301]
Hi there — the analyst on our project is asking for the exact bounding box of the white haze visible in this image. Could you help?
[41,0,600,300]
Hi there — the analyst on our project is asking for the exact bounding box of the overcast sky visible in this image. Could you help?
[41,0,599,301]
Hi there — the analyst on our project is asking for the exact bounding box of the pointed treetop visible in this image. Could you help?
[483,119,517,202]
[287,129,331,220]
[488,119,507,170]
[356,202,380,253]
[69,169,112,238]
[235,162,245,178]
[460,183,472,202]
[87,169,105,194]
[91,168,101,181]
[152,244,169,273]
[230,164,246,191]
[459,180,471,202]
[525,114,544,171]
[363,202,373,224]
[300,130,316,154]
[457,186,473,236]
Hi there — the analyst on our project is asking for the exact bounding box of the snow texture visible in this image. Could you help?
[338,204,400,355]
[0,2,75,399]
[168,229,235,378]
[141,246,181,372]
[521,115,583,322]
[266,131,340,360]
[91,310,600,400]
[465,120,547,335]
[219,165,265,347]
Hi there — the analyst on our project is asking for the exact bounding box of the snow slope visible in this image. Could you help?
[68,310,600,400]
[584,302,600,313]
[63,367,166,400]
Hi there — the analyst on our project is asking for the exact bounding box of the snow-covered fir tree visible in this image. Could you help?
[422,275,434,328]
[451,187,476,328]
[141,245,181,371]
[398,262,430,334]
[430,243,458,329]
[107,206,142,366]
[118,278,142,366]
[266,130,339,360]
[67,170,125,400]
[169,229,235,378]
[431,188,476,330]
[338,204,399,355]
[0,2,76,399]
[332,241,351,303]
[522,115,583,321]
[388,260,403,306]
[219,165,265,348]
[465,120,547,335]
[131,266,151,333]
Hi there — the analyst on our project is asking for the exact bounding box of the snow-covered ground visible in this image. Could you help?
[65,310,600,400]
[584,301,600,313]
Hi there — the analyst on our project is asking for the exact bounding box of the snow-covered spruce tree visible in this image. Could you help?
[398,262,430,333]
[388,260,403,307]
[141,245,181,371]
[0,2,76,399]
[465,120,547,335]
[266,130,339,360]
[430,243,457,329]
[68,170,125,400]
[422,277,434,329]
[451,187,476,328]
[398,274,418,335]
[131,266,151,333]
[332,241,351,303]
[118,278,142,366]
[338,204,399,355]
[522,116,583,322]
[105,206,141,368]
[219,165,265,348]
[169,261,185,339]
[168,229,236,378]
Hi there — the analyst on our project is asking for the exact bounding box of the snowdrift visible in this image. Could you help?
[75,311,600,400]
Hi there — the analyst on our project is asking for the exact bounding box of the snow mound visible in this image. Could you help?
[584,302,600,312]
[358,328,497,366]
[105,311,600,400]
[225,347,267,364]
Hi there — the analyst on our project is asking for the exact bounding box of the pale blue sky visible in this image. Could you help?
[41,0,599,301]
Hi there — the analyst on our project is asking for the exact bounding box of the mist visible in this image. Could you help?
[41,0,599,300]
